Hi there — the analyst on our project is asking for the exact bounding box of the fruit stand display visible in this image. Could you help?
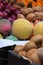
[0,6,43,40]
[0,0,43,40]
[0,0,43,65]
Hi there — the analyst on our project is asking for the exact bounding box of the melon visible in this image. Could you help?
[12,19,33,39]
[33,22,43,36]
[6,35,18,41]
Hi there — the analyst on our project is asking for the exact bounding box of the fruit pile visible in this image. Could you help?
[14,6,43,40]
[0,18,43,40]
[20,6,43,23]
[0,1,43,41]
[0,1,22,39]
[16,0,43,7]
[0,1,21,23]
[14,35,43,65]
[12,19,43,40]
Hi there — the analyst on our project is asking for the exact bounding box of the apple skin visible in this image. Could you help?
[0,19,11,36]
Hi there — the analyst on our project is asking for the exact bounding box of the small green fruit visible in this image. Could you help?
[6,35,18,41]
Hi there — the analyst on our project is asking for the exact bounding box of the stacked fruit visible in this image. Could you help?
[0,1,21,39]
[14,6,43,40]
[14,35,43,65]
[0,1,43,40]
[12,19,43,40]
[0,1,21,23]
[19,6,43,24]
[0,18,43,40]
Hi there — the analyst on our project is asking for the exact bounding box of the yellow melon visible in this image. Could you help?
[12,19,33,39]
[33,22,43,36]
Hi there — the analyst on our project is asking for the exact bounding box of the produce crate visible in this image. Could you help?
[8,50,36,65]
[8,41,43,65]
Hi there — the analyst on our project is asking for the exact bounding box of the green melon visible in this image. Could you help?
[6,35,18,41]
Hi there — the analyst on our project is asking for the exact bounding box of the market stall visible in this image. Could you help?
[0,0,43,65]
